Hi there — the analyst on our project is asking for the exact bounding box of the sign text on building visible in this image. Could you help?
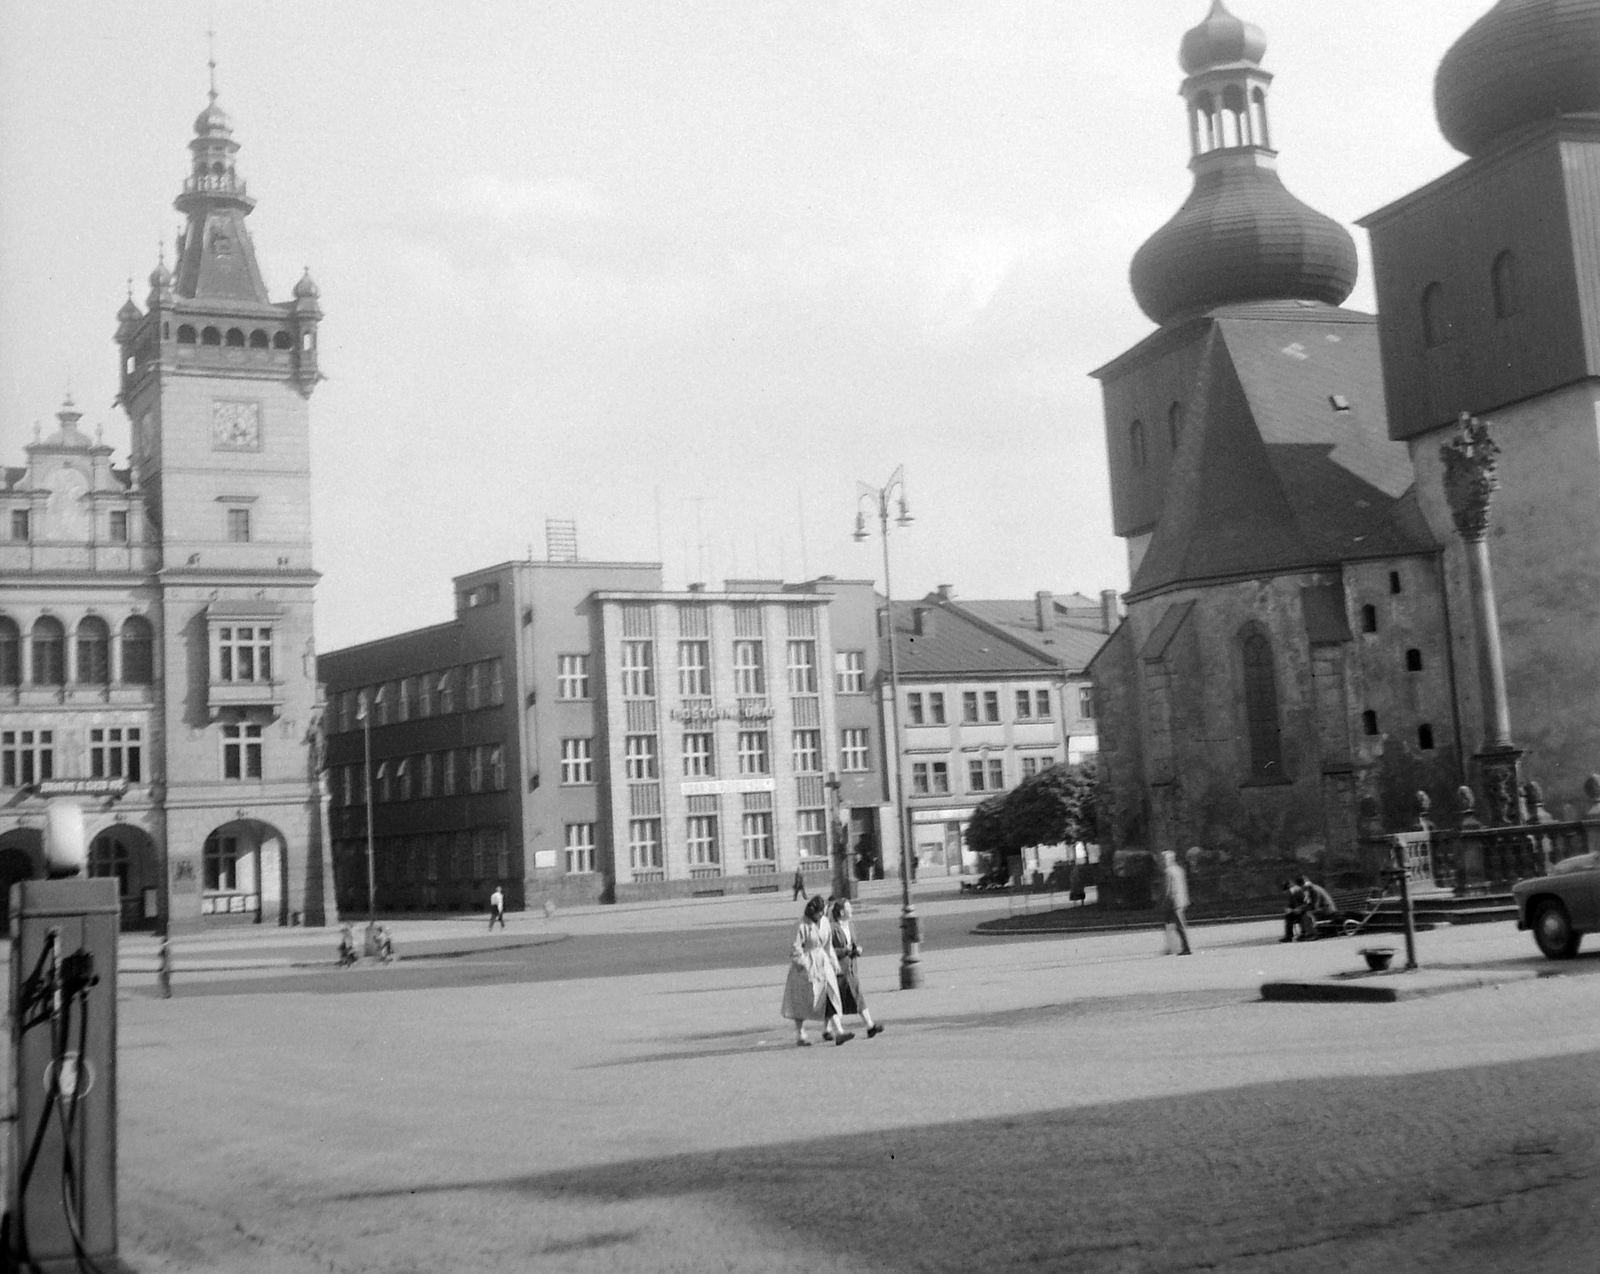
[669,702,776,724]
[36,778,130,798]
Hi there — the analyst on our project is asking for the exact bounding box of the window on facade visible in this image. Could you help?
[1036,690,1052,718]
[557,654,590,700]
[732,640,765,695]
[1,730,54,787]
[1015,689,1032,720]
[1242,632,1283,779]
[109,510,128,543]
[683,733,714,777]
[1079,687,1094,719]
[226,508,251,543]
[907,692,924,725]
[687,815,719,864]
[31,618,65,686]
[396,757,412,800]
[988,757,1004,790]
[466,662,483,711]
[441,749,457,795]
[1418,723,1436,751]
[625,734,658,780]
[983,691,1000,723]
[487,744,505,792]
[560,738,593,785]
[1361,605,1378,634]
[929,692,946,725]
[1491,250,1518,320]
[1389,571,1402,595]
[797,809,826,857]
[629,819,663,870]
[1168,402,1184,451]
[912,762,929,794]
[786,641,817,694]
[737,731,769,775]
[437,670,455,713]
[397,677,414,722]
[962,692,979,724]
[931,761,949,794]
[415,675,433,718]
[840,728,869,772]
[1362,710,1380,736]
[1405,648,1423,672]
[741,812,774,861]
[88,835,130,897]
[203,834,240,892]
[375,761,390,802]
[968,759,986,792]
[1130,419,1148,469]
[76,617,110,685]
[678,642,710,697]
[419,752,435,798]
[89,727,141,783]
[791,730,822,773]
[564,823,596,874]
[216,626,272,683]
[620,641,655,697]
[1022,756,1041,780]
[835,650,865,694]
[11,510,30,542]
[0,619,19,686]
[222,723,263,779]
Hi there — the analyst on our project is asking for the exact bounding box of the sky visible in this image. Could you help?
[0,0,1481,652]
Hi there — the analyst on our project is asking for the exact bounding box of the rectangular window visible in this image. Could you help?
[983,691,1000,723]
[732,640,765,695]
[834,650,865,694]
[1,730,54,787]
[216,626,272,683]
[564,823,596,874]
[907,692,924,725]
[467,746,485,793]
[437,670,455,714]
[625,734,658,780]
[840,728,869,772]
[785,640,817,694]
[968,759,985,792]
[931,760,949,794]
[441,749,457,796]
[682,732,714,778]
[396,757,412,801]
[678,641,711,697]
[796,809,826,857]
[737,731,769,775]
[962,692,979,724]
[416,676,433,718]
[222,724,263,780]
[10,510,30,542]
[929,692,946,725]
[628,819,663,870]
[1037,689,1052,719]
[988,757,1004,790]
[226,507,251,542]
[465,662,483,711]
[419,751,435,798]
[398,677,414,722]
[560,738,594,785]
[374,683,393,725]
[912,761,929,794]
[1015,690,1032,720]
[557,654,590,700]
[620,641,655,697]
[741,812,774,861]
[1022,756,1040,780]
[1079,687,1094,719]
[487,743,505,790]
[109,510,128,543]
[375,761,390,802]
[204,836,239,892]
[687,815,719,865]
[791,729,821,773]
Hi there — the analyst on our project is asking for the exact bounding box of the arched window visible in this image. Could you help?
[1129,420,1147,470]
[0,616,19,686]
[31,617,65,686]
[248,329,270,348]
[1421,282,1448,348]
[1250,87,1271,149]
[225,328,245,347]
[121,615,154,685]
[201,326,222,346]
[1241,632,1282,779]
[1405,648,1423,672]
[1222,84,1248,147]
[1168,402,1184,451]
[272,331,292,350]
[76,616,110,685]
[1492,250,1518,319]
[177,325,197,344]
[1194,92,1217,152]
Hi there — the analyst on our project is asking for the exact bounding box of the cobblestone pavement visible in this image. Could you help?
[116,914,1600,1273]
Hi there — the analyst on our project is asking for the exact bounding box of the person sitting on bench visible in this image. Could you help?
[1298,875,1338,937]
[1280,880,1311,943]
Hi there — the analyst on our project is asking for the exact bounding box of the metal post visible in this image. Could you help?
[1393,839,1419,970]
[362,697,376,921]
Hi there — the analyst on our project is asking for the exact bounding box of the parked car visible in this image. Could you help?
[1512,851,1600,959]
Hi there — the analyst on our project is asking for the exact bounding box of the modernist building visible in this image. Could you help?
[0,91,333,928]
[887,589,1111,876]
[318,564,896,910]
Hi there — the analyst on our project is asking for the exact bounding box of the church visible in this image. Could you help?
[1088,0,1600,897]
[0,85,335,929]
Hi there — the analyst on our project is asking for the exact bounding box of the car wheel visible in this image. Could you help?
[1532,901,1582,960]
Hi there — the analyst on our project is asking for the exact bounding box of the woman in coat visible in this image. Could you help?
[781,895,852,1046]
[826,898,883,1039]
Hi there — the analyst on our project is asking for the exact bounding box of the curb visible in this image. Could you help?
[1260,968,1536,1003]
[971,911,1280,937]
[117,933,570,975]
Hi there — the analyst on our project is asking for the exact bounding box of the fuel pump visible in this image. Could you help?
[3,800,129,1273]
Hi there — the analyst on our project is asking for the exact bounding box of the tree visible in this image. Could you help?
[1002,758,1098,851]
[963,795,1010,862]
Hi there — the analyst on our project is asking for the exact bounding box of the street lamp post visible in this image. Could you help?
[855,466,921,990]
[357,688,377,922]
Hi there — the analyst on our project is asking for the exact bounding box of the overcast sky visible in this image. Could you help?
[0,1,1480,651]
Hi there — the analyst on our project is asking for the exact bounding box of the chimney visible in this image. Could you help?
[912,607,933,636]
[935,583,954,601]
[1035,590,1054,632]
[1100,588,1120,634]
[687,582,705,593]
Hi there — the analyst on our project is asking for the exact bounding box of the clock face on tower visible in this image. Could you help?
[211,400,261,451]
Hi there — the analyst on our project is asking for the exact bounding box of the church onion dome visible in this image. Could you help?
[148,259,173,292]
[1435,0,1600,156]
[1130,165,1358,324]
[293,267,320,300]
[194,97,233,137]
[41,398,91,450]
[1180,0,1267,73]
[117,295,142,324]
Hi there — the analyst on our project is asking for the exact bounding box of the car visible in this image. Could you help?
[1512,851,1600,959]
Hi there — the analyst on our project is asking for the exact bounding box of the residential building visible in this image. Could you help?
[0,92,333,929]
[318,566,896,909]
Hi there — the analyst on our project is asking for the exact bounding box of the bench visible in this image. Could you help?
[1306,887,1385,939]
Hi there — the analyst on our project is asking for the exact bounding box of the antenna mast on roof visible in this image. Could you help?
[545,518,578,563]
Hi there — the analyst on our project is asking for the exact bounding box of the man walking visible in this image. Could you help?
[488,883,506,931]
[1159,849,1193,955]
[792,865,806,902]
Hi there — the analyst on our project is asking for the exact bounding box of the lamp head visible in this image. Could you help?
[895,492,913,526]
[852,511,868,542]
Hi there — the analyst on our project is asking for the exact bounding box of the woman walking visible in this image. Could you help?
[781,895,852,1046]
[826,899,883,1039]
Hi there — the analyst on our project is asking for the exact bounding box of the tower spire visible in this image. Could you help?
[207,25,218,103]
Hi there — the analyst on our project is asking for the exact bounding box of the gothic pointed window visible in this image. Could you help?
[1241,630,1282,780]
